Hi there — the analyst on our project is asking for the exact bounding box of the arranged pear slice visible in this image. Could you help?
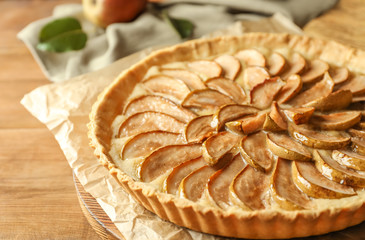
[206,77,247,104]
[349,128,365,139]
[310,111,361,130]
[339,75,365,95]
[235,49,266,67]
[118,111,185,138]
[250,77,285,109]
[164,157,206,194]
[266,132,312,161]
[184,115,215,143]
[139,143,202,182]
[271,158,312,210]
[303,89,352,111]
[123,95,196,123]
[268,52,286,76]
[280,52,306,80]
[229,165,270,210]
[243,66,270,90]
[263,114,285,132]
[121,131,184,160]
[301,59,329,84]
[292,161,355,199]
[239,112,266,135]
[187,60,223,79]
[214,55,241,80]
[313,150,365,187]
[329,67,349,85]
[332,149,365,171]
[288,124,351,149]
[159,68,206,90]
[275,74,302,103]
[240,131,273,172]
[207,154,246,209]
[352,138,365,155]
[283,107,315,125]
[269,101,287,130]
[202,131,241,166]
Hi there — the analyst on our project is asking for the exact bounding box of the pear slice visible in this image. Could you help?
[202,131,241,166]
[207,154,246,209]
[139,143,202,182]
[187,60,223,79]
[266,132,312,161]
[352,138,365,155]
[269,101,287,130]
[301,59,329,84]
[182,89,236,115]
[280,52,306,80]
[332,149,365,171]
[121,131,184,160]
[159,68,206,90]
[206,77,247,104]
[292,161,355,199]
[142,75,190,102]
[229,165,270,210]
[164,157,206,194]
[313,150,365,187]
[339,75,365,95]
[123,95,196,123]
[214,55,241,80]
[349,128,365,139]
[271,158,312,210]
[240,131,273,172]
[240,112,266,135]
[288,124,351,149]
[268,52,286,76]
[283,107,315,125]
[250,77,285,109]
[118,111,185,138]
[303,89,352,111]
[263,114,285,132]
[243,66,270,90]
[352,94,365,102]
[329,67,349,85]
[184,115,215,143]
[310,111,362,130]
[275,74,302,103]
[235,49,266,67]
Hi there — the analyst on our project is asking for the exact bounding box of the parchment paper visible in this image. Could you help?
[21,14,302,240]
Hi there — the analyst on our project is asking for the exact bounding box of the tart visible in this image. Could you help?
[88,33,365,239]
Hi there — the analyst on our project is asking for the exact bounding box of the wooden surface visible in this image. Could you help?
[1,0,365,239]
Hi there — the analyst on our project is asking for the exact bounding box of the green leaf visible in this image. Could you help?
[161,10,194,39]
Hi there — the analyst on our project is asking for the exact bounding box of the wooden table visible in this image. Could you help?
[0,0,364,239]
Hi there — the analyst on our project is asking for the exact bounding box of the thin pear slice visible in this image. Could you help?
[352,138,365,155]
[333,149,365,171]
[230,165,270,210]
[288,124,350,149]
[271,158,312,210]
[206,77,247,104]
[283,107,315,125]
[275,74,302,103]
[301,59,329,84]
[269,101,287,130]
[250,77,285,109]
[313,150,365,187]
[263,114,285,132]
[310,111,361,130]
[292,161,355,199]
[139,143,202,182]
[164,157,206,194]
[142,75,190,102]
[118,111,185,138]
[235,49,266,67]
[123,95,196,123]
[184,115,215,143]
[214,55,241,80]
[339,75,365,95]
[280,52,306,80]
[207,154,246,209]
[160,68,206,90]
[121,131,184,160]
[202,131,241,166]
[268,52,286,76]
[240,112,266,135]
[267,132,312,161]
[187,60,223,79]
[243,66,270,90]
[329,67,349,85]
[349,128,365,139]
[182,89,235,115]
[240,131,273,172]
[303,89,352,111]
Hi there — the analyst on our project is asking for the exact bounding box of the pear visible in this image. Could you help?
[206,77,247,104]
[242,66,270,90]
[310,111,361,131]
[275,74,302,103]
[280,52,306,80]
[214,55,241,80]
[283,107,315,125]
[160,68,206,90]
[184,115,215,143]
[352,138,365,155]
[187,60,223,79]
[235,49,266,67]
[332,149,365,171]
[329,67,349,85]
[250,77,285,109]
[339,75,365,95]
[268,52,286,76]
[303,89,352,111]
[301,59,329,84]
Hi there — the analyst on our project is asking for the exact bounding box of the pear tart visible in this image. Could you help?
[88,33,365,239]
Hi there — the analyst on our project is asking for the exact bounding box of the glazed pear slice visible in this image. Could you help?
[266,133,312,161]
[292,161,355,199]
[349,128,365,139]
[206,77,247,104]
[310,111,361,130]
[283,107,315,125]
[207,154,246,209]
[304,89,352,111]
[240,131,273,172]
[313,150,365,187]
[288,124,350,149]
[280,52,306,80]
[164,157,206,194]
[243,66,270,90]
[139,143,202,182]
[329,67,349,85]
[301,59,329,84]
[250,77,285,109]
[202,131,241,166]
[187,60,223,79]
[268,101,287,130]
[225,112,266,135]
[268,52,286,76]
[271,158,312,210]
[235,49,266,67]
[118,111,185,138]
[123,95,196,123]
[339,75,365,95]
[275,74,302,103]
[121,131,184,160]
[352,138,365,155]
[229,165,270,210]
[184,115,215,143]
[332,149,365,171]
[160,68,206,90]
[214,55,241,80]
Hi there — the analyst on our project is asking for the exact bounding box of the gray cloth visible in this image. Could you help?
[18,0,337,82]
